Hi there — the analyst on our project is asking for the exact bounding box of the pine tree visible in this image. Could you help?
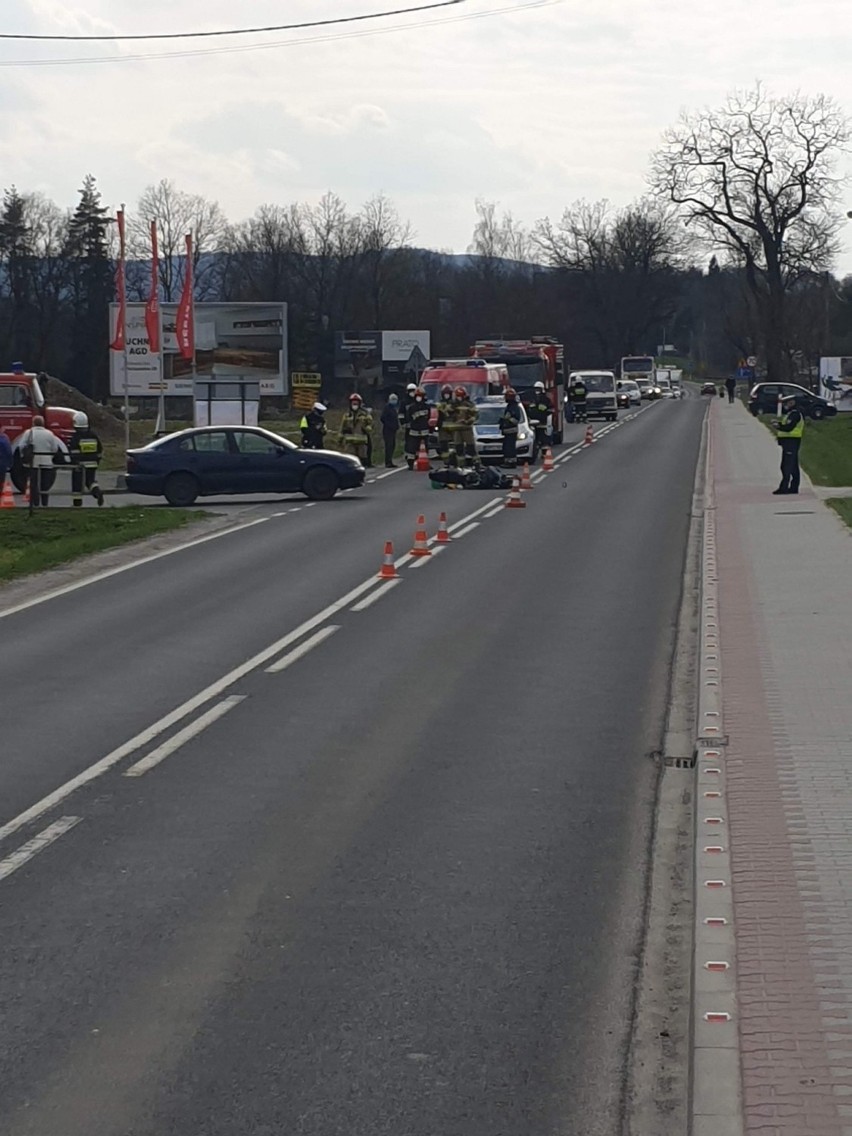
[65,175,114,397]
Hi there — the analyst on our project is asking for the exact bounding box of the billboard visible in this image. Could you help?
[334,330,431,387]
[110,302,288,396]
[819,357,852,411]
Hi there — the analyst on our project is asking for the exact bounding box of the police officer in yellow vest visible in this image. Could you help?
[69,411,104,506]
[339,392,372,464]
[772,394,804,495]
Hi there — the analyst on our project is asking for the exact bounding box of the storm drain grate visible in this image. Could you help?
[665,755,697,769]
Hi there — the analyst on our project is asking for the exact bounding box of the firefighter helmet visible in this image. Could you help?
[534,381,545,390]
[454,386,468,399]
[505,387,517,400]
[441,384,453,398]
[349,392,362,403]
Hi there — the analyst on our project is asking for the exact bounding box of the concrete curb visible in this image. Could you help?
[691,407,744,1136]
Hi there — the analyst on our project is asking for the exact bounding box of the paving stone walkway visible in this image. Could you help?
[713,402,852,1135]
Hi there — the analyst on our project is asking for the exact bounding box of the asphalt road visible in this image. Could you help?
[0,398,706,1136]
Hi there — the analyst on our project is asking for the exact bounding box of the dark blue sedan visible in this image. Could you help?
[125,426,366,506]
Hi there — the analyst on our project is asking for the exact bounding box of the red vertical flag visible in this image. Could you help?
[175,233,195,361]
[110,208,127,351]
[145,220,160,353]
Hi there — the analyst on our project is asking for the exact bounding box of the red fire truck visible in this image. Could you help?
[470,337,565,443]
[0,366,77,490]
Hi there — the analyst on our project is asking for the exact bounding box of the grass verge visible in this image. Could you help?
[753,413,852,486]
[826,499,852,530]
[0,508,203,583]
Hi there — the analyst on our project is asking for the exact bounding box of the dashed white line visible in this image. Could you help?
[410,545,446,568]
[451,521,480,539]
[0,816,82,883]
[375,467,405,480]
[124,696,247,777]
[265,625,340,674]
[483,505,504,519]
[351,579,402,610]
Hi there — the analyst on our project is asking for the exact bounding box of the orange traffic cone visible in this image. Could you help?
[505,476,526,509]
[0,476,15,508]
[435,511,452,543]
[415,442,431,472]
[542,447,554,472]
[377,541,400,579]
[410,514,432,556]
[519,462,534,490]
[583,424,595,446]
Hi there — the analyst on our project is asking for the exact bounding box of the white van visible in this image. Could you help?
[568,370,618,420]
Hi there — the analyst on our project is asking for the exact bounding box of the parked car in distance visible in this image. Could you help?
[473,397,536,464]
[617,379,642,406]
[747,382,837,420]
[125,426,366,506]
[701,382,718,396]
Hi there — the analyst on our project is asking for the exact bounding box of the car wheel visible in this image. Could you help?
[163,471,199,507]
[302,465,340,501]
[810,405,825,420]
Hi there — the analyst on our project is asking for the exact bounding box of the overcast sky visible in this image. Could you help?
[2,0,851,272]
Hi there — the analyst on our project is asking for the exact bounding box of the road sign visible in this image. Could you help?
[291,372,322,388]
[404,345,428,377]
[746,356,757,368]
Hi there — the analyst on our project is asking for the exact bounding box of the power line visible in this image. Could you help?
[0,0,557,67]
[0,0,468,41]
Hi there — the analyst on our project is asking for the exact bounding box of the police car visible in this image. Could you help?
[472,397,536,464]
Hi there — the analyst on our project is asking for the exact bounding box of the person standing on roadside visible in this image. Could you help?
[725,375,736,404]
[300,402,327,449]
[772,393,804,495]
[0,429,12,486]
[499,388,523,468]
[404,387,431,470]
[13,415,68,507]
[339,393,372,465]
[68,411,105,506]
[380,393,400,468]
[526,381,552,455]
[435,384,456,465]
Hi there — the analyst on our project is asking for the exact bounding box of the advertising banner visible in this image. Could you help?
[819,357,852,411]
[334,330,431,388]
[109,302,288,397]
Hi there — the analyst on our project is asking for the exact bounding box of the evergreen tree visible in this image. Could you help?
[64,175,114,398]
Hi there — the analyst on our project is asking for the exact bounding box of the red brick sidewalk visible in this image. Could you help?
[713,402,852,1135]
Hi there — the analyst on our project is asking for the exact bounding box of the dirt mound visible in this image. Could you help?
[44,377,125,443]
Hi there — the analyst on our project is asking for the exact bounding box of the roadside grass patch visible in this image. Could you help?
[827,498,852,529]
[754,413,852,486]
[0,508,202,582]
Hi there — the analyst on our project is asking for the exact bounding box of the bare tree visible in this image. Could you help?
[650,83,850,380]
[357,193,413,326]
[128,178,227,301]
[532,198,686,362]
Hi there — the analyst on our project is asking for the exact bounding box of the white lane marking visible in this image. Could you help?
[0,575,383,846]
[351,579,402,610]
[451,522,480,539]
[124,697,246,777]
[265,625,340,674]
[0,516,270,621]
[376,467,405,480]
[271,511,289,517]
[366,478,377,484]
[446,498,501,532]
[483,505,504,519]
[304,502,317,507]
[0,816,82,883]
[410,545,445,569]
[394,551,415,569]
[289,507,302,513]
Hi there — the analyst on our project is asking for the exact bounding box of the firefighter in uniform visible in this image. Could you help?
[400,381,418,457]
[405,387,431,469]
[68,411,104,506]
[569,377,588,422]
[300,402,327,449]
[526,381,551,456]
[450,386,478,467]
[499,387,523,468]
[339,393,372,464]
[773,393,804,495]
[435,384,456,465]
